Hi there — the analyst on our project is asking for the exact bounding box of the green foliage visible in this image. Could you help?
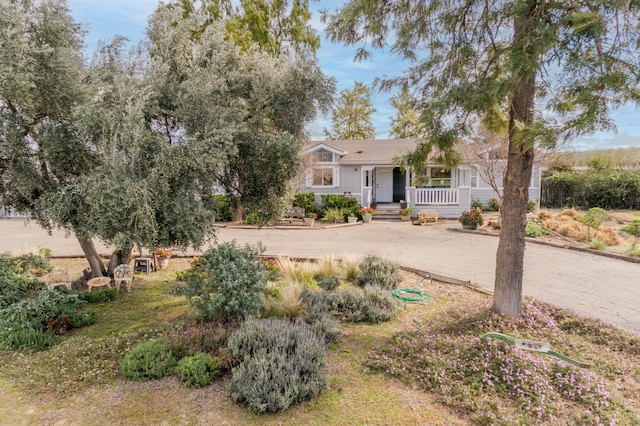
[320,194,361,219]
[525,222,550,238]
[487,198,500,211]
[324,81,376,140]
[589,238,607,251]
[527,199,538,212]
[331,286,402,324]
[0,254,44,309]
[315,274,340,291]
[174,242,267,323]
[177,353,222,388]
[458,209,484,227]
[321,208,345,224]
[212,195,231,222]
[577,208,607,242]
[299,289,341,344]
[169,0,321,57]
[470,199,484,210]
[120,339,177,381]
[293,192,320,216]
[227,317,327,414]
[3,329,60,352]
[543,170,640,209]
[0,289,86,350]
[77,287,117,304]
[356,255,403,290]
[164,321,232,360]
[389,87,425,139]
[11,253,53,277]
[366,299,636,424]
[621,220,640,248]
[244,212,260,225]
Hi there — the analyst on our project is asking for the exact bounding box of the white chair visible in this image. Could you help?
[44,268,72,291]
[113,264,134,292]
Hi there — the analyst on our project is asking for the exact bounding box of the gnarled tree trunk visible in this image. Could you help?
[78,237,107,278]
[108,246,133,275]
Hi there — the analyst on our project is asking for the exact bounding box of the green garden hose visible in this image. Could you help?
[392,287,432,303]
[481,332,589,368]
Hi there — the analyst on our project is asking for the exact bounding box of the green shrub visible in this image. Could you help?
[0,253,45,308]
[165,321,232,359]
[589,238,607,251]
[245,212,260,225]
[300,290,341,343]
[174,242,267,323]
[0,290,85,333]
[543,170,640,209]
[621,220,640,248]
[212,194,232,222]
[525,222,549,238]
[527,199,538,211]
[356,255,403,290]
[471,198,483,210]
[78,287,117,304]
[227,318,327,414]
[320,194,361,219]
[3,328,59,351]
[315,274,340,291]
[321,207,345,224]
[487,198,500,211]
[121,339,177,381]
[64,309,97,328]
[177,353,222,388]
[293,192,320,217]
[332,286,402,324]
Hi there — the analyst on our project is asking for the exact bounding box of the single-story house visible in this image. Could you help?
[298,138,542,219]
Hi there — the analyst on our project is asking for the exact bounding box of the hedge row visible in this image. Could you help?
[542,170,640,210]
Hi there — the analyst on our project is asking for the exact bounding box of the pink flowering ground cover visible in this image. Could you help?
[366,298,640,425]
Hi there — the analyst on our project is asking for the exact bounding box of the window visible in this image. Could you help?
[429,168,451,187]
[470,168,479,188]
[308,166,339,187]
[314,148,333,163]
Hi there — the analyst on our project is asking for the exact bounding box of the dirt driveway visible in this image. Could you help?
[1,218,639,334]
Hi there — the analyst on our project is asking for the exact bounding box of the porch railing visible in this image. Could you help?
[415,188,459,205]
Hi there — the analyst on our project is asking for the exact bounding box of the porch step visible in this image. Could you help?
[372,204,403,222]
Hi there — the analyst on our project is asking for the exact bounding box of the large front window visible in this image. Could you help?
[429,168,451,187]
[312,167,334,186]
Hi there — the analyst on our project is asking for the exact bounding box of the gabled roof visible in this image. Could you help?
[305,138,421,165]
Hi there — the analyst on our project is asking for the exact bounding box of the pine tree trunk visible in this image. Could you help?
[493,7,537,317]
[78,237,107,278]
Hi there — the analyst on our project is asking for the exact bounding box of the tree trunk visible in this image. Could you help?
[107,246,133,274]
[78,237,107,278]
[493,7,537,317]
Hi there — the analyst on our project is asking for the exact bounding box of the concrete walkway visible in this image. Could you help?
[1,219,638,334]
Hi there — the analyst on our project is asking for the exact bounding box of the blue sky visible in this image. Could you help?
[67,0,639,151]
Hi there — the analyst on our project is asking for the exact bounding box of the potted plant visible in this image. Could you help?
[304,212,317,226]
[458,208,483,230]
[399,207,412,221]
[347,213,358,224]
[154,248,172,270]
[359,207,376,223]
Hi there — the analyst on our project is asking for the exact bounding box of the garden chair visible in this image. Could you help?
[44,268,73,291]
[113,264,134,292]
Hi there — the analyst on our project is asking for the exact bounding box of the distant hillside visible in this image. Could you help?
[548,147,640,170]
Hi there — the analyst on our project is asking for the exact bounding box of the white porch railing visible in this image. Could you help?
[415,188,459,205]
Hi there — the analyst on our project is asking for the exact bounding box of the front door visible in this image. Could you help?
[375,167,393,202]
[392,167,405,202]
